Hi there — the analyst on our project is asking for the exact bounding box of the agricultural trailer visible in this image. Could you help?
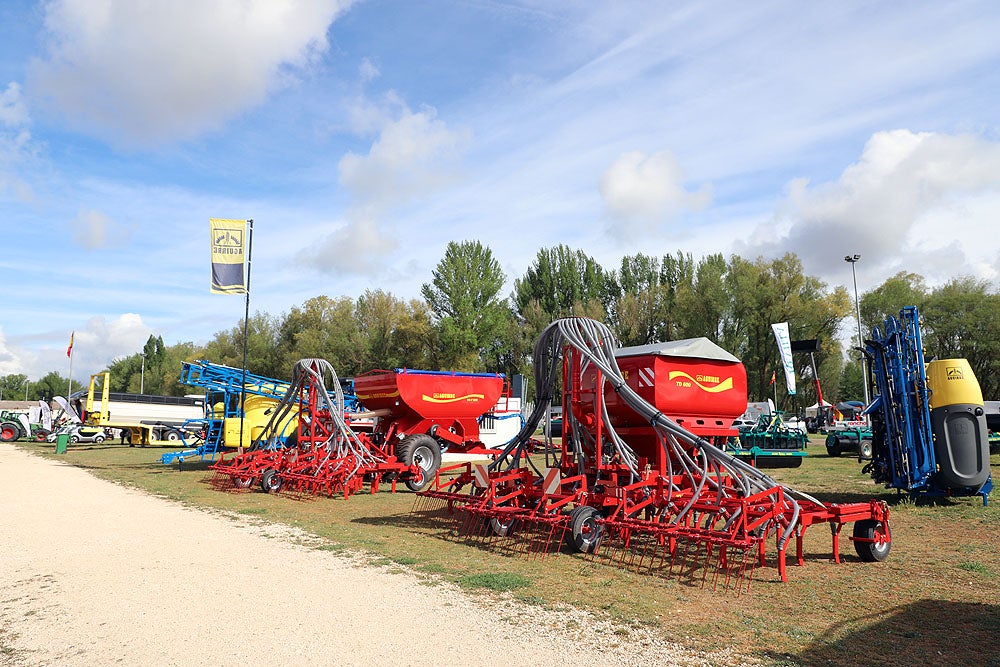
[210,361,505,497]
[417,318,892,592]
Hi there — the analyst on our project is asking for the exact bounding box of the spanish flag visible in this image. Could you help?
[210,218,247,294]
[67,331,74,358]
[769,370,776,385]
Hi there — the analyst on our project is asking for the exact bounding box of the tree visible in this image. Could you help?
[605,252,688,346]
[0,374,29,401]
[721,254,850,407]
[859,271,927,336]
[278,296,363,375]
[922,278,1000,399]
[421,241,510,371]
[34,371,70,400]
[513,245,608,347]
[202,311,283,379]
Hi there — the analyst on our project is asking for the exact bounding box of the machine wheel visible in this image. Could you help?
[70,435,80,443]
[853,519,891,562]
[567,505,604,554]
[260,468,283,493]
[34,429,50,442]
[859,439,873,460]
[0,422,19,442]
[93,434,105,444]
[825,434,840,457]
[397,434,442,492]
[163,430,180,442]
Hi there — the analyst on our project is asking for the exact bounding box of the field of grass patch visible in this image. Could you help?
[15,437,1000,667]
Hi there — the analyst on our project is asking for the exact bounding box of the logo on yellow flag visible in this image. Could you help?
[210,218,246,294]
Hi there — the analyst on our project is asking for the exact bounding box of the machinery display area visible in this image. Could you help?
[416,318,892,592]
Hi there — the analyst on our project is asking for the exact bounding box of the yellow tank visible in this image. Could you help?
[925,358,990,490]
[927,359,984,408]
[223,393,298,448]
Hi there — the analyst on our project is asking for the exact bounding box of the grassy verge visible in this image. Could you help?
[14,438,1000,667]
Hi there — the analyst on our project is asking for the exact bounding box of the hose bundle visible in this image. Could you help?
[492,318,818,547]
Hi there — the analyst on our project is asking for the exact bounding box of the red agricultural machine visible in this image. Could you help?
[209,359,504,497]
[416,318,892,591]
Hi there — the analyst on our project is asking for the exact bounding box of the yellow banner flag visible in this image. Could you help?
[210,218,246,294]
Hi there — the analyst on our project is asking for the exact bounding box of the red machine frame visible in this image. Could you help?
[418,320,891,590]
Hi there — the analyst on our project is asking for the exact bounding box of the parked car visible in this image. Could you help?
[46,424,108,444]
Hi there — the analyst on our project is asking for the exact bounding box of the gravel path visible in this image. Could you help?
[0,443,752,666]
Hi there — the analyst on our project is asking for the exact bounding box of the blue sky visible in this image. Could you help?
[3,0,1000,383]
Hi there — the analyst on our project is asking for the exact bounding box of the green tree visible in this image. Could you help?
[605,252,691,346]
[722,254,850,408]
[838,357,865,402]
[0,374,29,401]
[922,278,1000,399]
[277,296,363,376]
[513,245,608,349]
[34,371,71,400]
[421,241,510,371]
[202,311,283,379]
[859,271,927,337]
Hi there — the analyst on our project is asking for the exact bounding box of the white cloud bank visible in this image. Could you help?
[28,0,353,147]
[742,130,1000,282]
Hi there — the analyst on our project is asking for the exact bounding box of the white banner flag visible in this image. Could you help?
[771,322,797,395]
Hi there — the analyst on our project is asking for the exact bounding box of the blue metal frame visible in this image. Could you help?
[161,360,293,464]
[864,306,992,504]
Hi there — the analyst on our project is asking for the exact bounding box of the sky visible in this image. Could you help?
[2,0,1000,383]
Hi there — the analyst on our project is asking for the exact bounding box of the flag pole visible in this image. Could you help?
[238,219,254,452]
[66,332,75,401]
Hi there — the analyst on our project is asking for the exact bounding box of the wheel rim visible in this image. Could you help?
[413,445,434,473]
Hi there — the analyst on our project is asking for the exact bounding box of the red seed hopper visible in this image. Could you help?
[354,369,504,453]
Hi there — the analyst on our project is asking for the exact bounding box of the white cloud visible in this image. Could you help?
[338,107,470,205]
[0,326,23,377]
[301,105,469,275]
[28,0,353,147]
[298,210,397,275]
[0,82,30,127]
[599,149,711,233]
[0,81,36,202]
[359,58,380,83]
[1,315,153,382]
[70,208,134,249]
[742,130,1000,279]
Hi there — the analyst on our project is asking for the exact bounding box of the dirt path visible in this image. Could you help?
[0,444,750,666]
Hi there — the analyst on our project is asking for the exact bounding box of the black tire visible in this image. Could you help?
[93,435,105,444]
[397,434,442,492]
[567,505,604,554]
[0,422,18,442]
[488,513,516,537]
[859,439,873,460]
[260,468,283,493]
[853,519,891,562]
[825,434,841,457]
[34,429,50,442]
[70,435,80,443]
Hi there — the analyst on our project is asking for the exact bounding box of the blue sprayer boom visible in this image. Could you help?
[863,306,992,504]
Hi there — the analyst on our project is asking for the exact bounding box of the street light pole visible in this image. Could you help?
[844,254,871,407]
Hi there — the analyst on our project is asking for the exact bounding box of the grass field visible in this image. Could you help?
[15,437,1000,667]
